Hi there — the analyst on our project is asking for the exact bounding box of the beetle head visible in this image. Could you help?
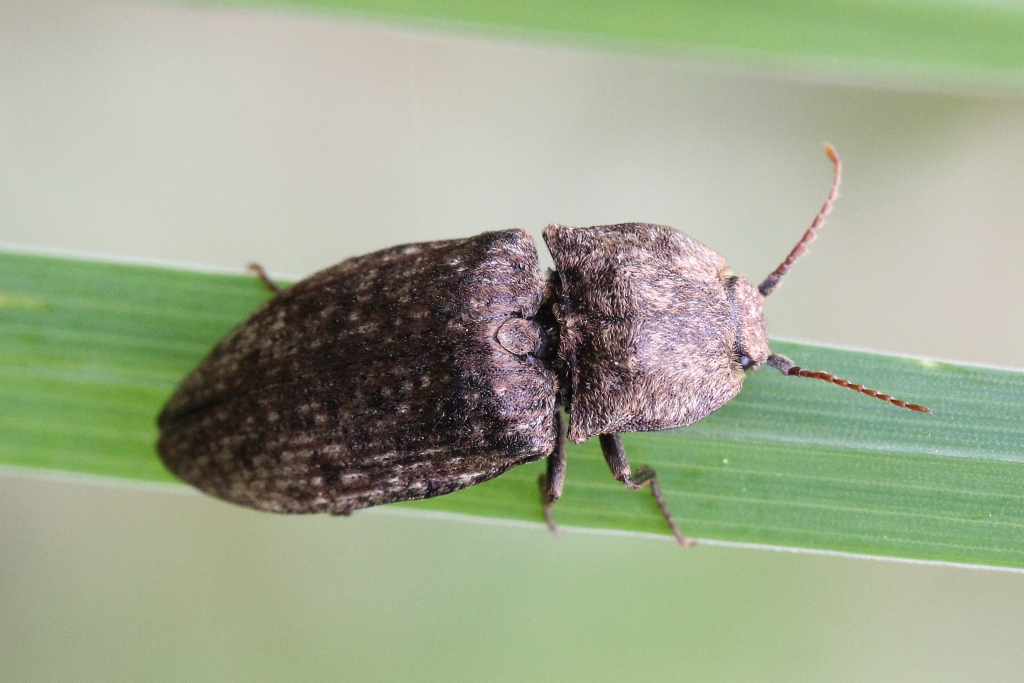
[727,275,771,372]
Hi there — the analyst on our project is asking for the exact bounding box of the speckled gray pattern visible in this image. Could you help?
[158,229,557,514]
[544,223,767,443]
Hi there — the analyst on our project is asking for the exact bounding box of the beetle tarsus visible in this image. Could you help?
[640,468,693,547]
[599,433,694,547]
[247,262,283,295]
[538,473,563,536]
[538,411,568,536]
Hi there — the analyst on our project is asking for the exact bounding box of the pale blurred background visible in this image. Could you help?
[3,0,1024,680]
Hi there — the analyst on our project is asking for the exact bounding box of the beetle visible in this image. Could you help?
[157,145,927,545]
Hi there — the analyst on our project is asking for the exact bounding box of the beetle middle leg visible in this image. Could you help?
[538,410,567,535]
[599,433,693,547]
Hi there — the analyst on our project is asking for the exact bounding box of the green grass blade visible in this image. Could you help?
[3,250,1023,567]
[202,0,1024,90]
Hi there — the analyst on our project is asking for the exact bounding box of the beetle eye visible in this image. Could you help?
[733,350,753,370]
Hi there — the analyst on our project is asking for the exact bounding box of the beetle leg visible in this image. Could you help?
[246,262,283,295]
[598,433,693,547]
[538,410,567,535]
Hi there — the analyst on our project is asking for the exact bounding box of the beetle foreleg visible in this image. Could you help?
[598,433,693,547]
[538,410,567,535]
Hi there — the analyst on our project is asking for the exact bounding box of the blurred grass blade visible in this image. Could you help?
[204,0,1024,91]
[3,250,1024,568]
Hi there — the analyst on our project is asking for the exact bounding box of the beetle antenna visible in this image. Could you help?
[759,144,842,297]
[765,353,930,413]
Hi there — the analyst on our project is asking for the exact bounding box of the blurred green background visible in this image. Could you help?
[3,0,1024,680]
